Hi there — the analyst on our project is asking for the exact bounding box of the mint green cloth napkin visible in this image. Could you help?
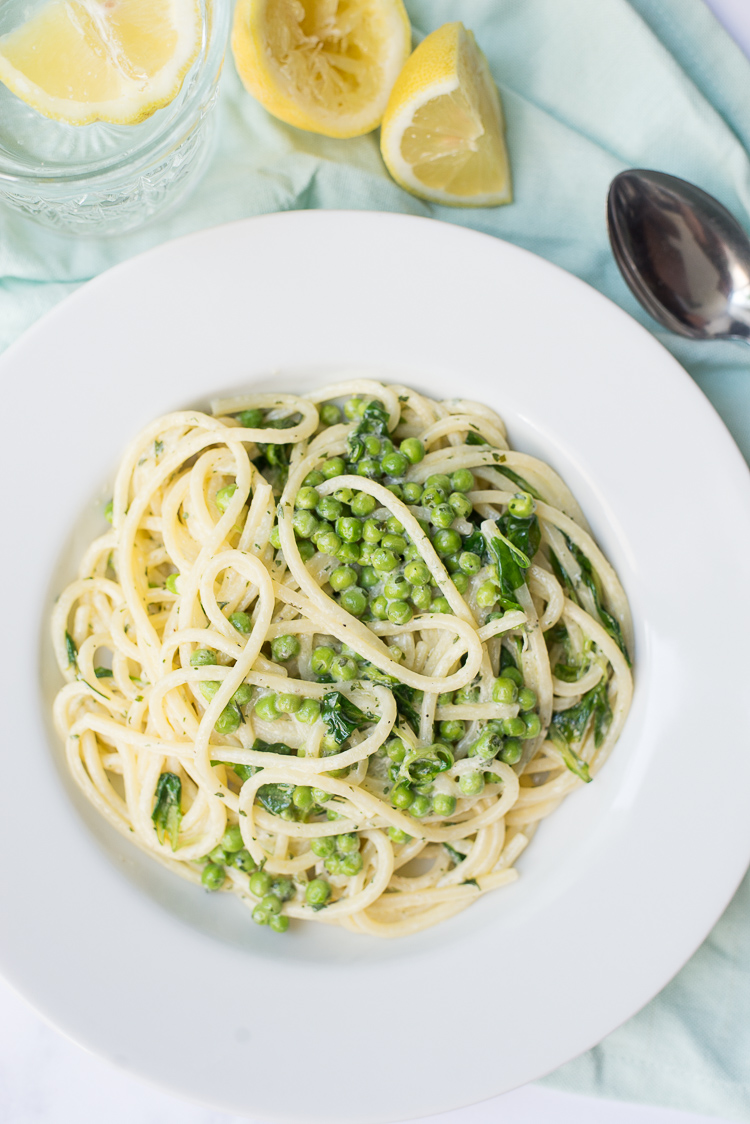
[3,0,750,1118]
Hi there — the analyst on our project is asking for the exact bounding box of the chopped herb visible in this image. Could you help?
[65,631,77,668]
[152,772,182,849]
[466,431,487,446]
[94,667,113,678]
[462,878,479,888]
[154,439,164,457]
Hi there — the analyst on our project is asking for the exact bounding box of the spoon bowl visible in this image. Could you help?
[607,168,750,342]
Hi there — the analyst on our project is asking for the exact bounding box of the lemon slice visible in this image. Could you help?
[380,22,512,207]
[231,0,411,138]
[0,0,202,126]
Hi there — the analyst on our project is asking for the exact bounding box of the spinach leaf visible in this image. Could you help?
[487,535,526,612]
[499,467,543,501]
[257,782,295,816]
[566,539,630,664]
[498,511,541,562]
[462,527,489,562]
[151,772,182,849]
[465,431,487,446]
[320,691,371,745]
[443,842,464,866]
[252,738,295,756]
[548,679,612,783]
[65,630,78,668]
[94,666,113,678]
[346,399,389,463]
[393,684,422,734]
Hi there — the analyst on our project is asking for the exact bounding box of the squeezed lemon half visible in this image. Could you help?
[231,0,412,138]
[380,21,512,207]
[0,0,202,126]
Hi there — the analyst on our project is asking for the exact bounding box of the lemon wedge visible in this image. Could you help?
[0,0,202,126]
[231,0,411,138]
[380,22,512,207]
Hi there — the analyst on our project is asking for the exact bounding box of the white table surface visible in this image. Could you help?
[3,2,749,1122]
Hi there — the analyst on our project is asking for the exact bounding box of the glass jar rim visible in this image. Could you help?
[0,0,231,187]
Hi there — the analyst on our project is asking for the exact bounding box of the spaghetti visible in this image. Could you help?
[52,380,633,937]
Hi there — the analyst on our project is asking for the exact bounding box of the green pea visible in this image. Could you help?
[492,677,518,704]
[321,498,347,525]
[409,794,431,817]
[384,575,411,599]
[202,862,225,890]
[458,772,485,796]
[449,492,473,518]
[400,438,425,464]
[438,691,453,704]
[443,553,460,573]
[269,526,281,550]
[215,703,241,735]
[508,491,534,518]
[387,826,411,844]
[476,581,498,608]
[303,469,326,487]
[222,823,244,852]
[402,482,423,504]
[335,516,361,543]
[340,852,363,876]
[249,869,273,897]
[358,459,381,478]
[501,665,524,687]
[370,595,388,620]
[432,793,456,816]
[330,566,357,591]
[362,518,382,544]
[292,509,317,538]
[229,611,252,634]
[317,530,342,556]
[503,716,527,738]
[311,835,336,858]
[296,698,321,724]
[259,893,282,916]
[276,693,301,714]
[430,505,455,531]
[386,738,408,763]
[522,712,542,739]
[333,486,355,505]
[208,845,228,864]
[252,906,270,926]
[299,540,316,562]
[473,729,503,760]
[518,687,537,711]
[254,694,279,721]
[290,787,312,814]
[231,848,257,873]
[306,878,332,906]
[391,782,413,809]
[340,587,367,617]
[271,634,300,661]
[236,408,264,428]
[372,547,398,572]
[404,560,430,586]
[359,542,374,565]
[311,787,331,803]
[296,487,319,511]
[452,572,469,594]
[233,684,253,706]
[199,680,220,700]
[324,854,344,875]
[450,469,475,493]
[425,473,451,492]
[320,403,342,426]
[386,600,413,625]
[165,572,179,593]
[439,720,465,742]
[500,738,523,764]
[270,914,289,933]
[190,648,215,667]
[381,451,409,477]
[431,596,451,614]
[459,551,482,575]
[455,685,479,704]
[337,832,360,855]
[346,491,372,517]
[410,586,432,610]
[311,646,335,674]
[321,456,346,479]
[379,534,405,555]
[336,542,361,564]
[359,565,379,589]
[419,486,443,510]
[386,483,404,500]
[216,484,237,512]
[331,656,358,682]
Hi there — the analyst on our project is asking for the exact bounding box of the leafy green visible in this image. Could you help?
[357,665,421,735]
[462,527,489,562]
[94,666,113,678]
[321,691,371,745]
[65,631,77,668]
[498,511,541,563]
[465,431,487,446]
[498,467,543,501]
[487,535,526,612]
[548,679,612,783]
[257,782,295,816]
[346,399,389,463]
[152,772,182,849]
[252,738,296,756]
[567,540,630,663]
[443,843,465,866]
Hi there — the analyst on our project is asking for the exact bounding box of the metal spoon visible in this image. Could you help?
[607,168,750,342]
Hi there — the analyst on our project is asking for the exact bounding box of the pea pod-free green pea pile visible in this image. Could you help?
[52,379,633,937]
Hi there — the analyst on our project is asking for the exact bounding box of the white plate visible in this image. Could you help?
[2,211,750,1124]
